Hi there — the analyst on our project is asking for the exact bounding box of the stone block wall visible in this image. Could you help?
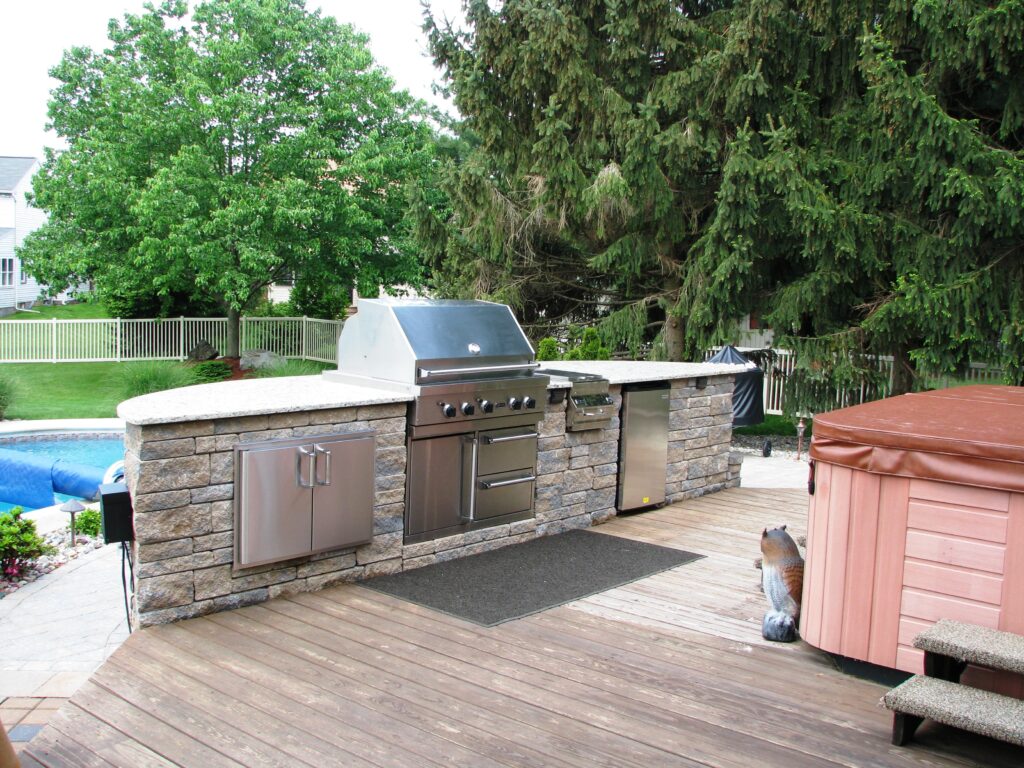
[124,403,407,628]
[667,375,741,502]
[123,373,740,627]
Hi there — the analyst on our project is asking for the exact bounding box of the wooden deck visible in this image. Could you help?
[22,487,1024,767]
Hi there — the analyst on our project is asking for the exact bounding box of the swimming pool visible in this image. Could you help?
[0,433,125,513]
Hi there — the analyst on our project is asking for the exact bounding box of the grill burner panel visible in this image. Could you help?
[409,378,548,429]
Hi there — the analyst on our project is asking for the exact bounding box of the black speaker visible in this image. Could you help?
[99,482,134,544]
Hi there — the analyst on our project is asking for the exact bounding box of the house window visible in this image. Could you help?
[1,258,13,286]
[748,311,771,331]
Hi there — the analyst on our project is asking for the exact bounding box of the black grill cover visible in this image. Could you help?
[708,345,764,426]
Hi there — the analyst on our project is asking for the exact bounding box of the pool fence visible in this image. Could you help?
[0,316,342,365]
[0,317,1003,415]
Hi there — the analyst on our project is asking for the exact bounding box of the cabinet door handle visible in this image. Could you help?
[297,445,316,488]
[479,474,536,490]
[482,431,539,444]
[314,445,332,486]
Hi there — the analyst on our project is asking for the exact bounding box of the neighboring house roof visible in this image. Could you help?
[0,156,37,193]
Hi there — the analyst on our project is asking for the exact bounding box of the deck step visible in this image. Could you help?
[914,619,1024,675]
[883,675,1024,747]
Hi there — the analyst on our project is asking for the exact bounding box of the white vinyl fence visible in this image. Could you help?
[759,349,1004,415]
[0,316,343,364]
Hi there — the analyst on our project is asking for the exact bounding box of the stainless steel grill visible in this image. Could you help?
[327,298,550,542]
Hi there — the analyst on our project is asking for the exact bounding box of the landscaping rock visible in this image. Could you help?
[240,349,285,371]
[187,339,219,362]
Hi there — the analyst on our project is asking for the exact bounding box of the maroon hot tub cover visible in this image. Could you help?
[810,385,1024,493]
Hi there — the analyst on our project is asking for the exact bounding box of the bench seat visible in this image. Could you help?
[883,676,1024,747]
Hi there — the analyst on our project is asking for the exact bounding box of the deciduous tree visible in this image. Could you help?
[22,0,430,355]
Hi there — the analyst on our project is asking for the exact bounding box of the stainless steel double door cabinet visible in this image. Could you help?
[234,431,375,568]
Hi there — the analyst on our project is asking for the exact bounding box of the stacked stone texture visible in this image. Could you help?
[125,373,738,627]
[125,403,407,628]
[667,376,739,502]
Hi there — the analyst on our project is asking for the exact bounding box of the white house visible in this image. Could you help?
[0,156,48,315]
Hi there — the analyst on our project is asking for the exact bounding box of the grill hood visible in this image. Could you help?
[326,298,540,390]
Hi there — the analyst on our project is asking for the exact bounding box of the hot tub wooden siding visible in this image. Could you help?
[801,461,1024,696]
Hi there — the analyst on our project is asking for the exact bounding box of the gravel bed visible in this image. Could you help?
[0,527,105,598]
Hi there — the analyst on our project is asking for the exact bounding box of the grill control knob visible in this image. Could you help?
[479,399,494,414]
[508,397,522,410]
[461,402,475,416]
[523,396,537,409]
[441,403,457,418]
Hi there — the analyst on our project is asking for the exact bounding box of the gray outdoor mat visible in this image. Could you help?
[361,528,704,626]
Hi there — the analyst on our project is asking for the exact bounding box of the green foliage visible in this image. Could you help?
[122,362,196,399]
[535,327,611,361]
[190,360,233,383]
[72,508,102,538]
[22,0,430,353]
[249,359,332,378]
[734,415,813,438]
[536,338,560,361]
[1,508,54,579]
[0,372,15,420]
[426,1,1024,410]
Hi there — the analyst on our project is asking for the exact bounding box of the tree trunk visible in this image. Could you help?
[664,313,685,361]
[226,305,241,358]
[889,342,916,396]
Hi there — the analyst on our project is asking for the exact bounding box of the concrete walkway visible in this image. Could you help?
[0,543,129,698]
[739,453,811,488]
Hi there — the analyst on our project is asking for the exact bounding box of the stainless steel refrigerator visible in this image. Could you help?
[617,381,670,511]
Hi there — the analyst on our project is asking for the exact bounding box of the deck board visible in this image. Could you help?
[25,487,1024,767]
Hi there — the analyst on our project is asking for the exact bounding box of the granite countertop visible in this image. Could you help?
[117,375,411,425]
[538,360,747,385]
[118,360,746,425]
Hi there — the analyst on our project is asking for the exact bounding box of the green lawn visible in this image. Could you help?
[6,302,110,320]
[1,362,136,419]
[0,359,334,420]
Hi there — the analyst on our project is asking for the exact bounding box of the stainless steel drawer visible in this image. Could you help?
[476,426,538,476]
[473,469,536,520]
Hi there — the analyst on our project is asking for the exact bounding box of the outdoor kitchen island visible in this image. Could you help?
[118,354,744,629]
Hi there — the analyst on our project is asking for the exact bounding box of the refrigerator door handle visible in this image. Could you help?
[296,445,316,488]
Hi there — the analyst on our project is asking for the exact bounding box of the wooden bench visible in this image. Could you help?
[883,619,1024,747]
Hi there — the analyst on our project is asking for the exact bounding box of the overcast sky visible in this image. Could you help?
[1,0,466,159]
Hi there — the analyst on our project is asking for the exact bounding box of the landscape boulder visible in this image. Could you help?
[187,340,219,362]
[240,349,286,371]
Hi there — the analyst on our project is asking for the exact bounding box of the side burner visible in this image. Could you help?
[542,368,615,431]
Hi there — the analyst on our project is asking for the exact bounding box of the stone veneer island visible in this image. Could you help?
[117,360,746,627]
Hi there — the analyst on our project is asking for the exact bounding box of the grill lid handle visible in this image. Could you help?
[418,362,540,378]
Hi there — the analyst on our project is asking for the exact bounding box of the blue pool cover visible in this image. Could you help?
[0,447,107,509]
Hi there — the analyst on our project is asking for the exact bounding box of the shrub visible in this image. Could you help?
[536,327,611,362]
[122,361,196,399]
[0,508,54,579]
[250,359,332,378]
[0,372,15,419]
[72,508,102,538]
[191,359,233,383]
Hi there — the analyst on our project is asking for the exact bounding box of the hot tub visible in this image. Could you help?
[801,385,1024,694]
